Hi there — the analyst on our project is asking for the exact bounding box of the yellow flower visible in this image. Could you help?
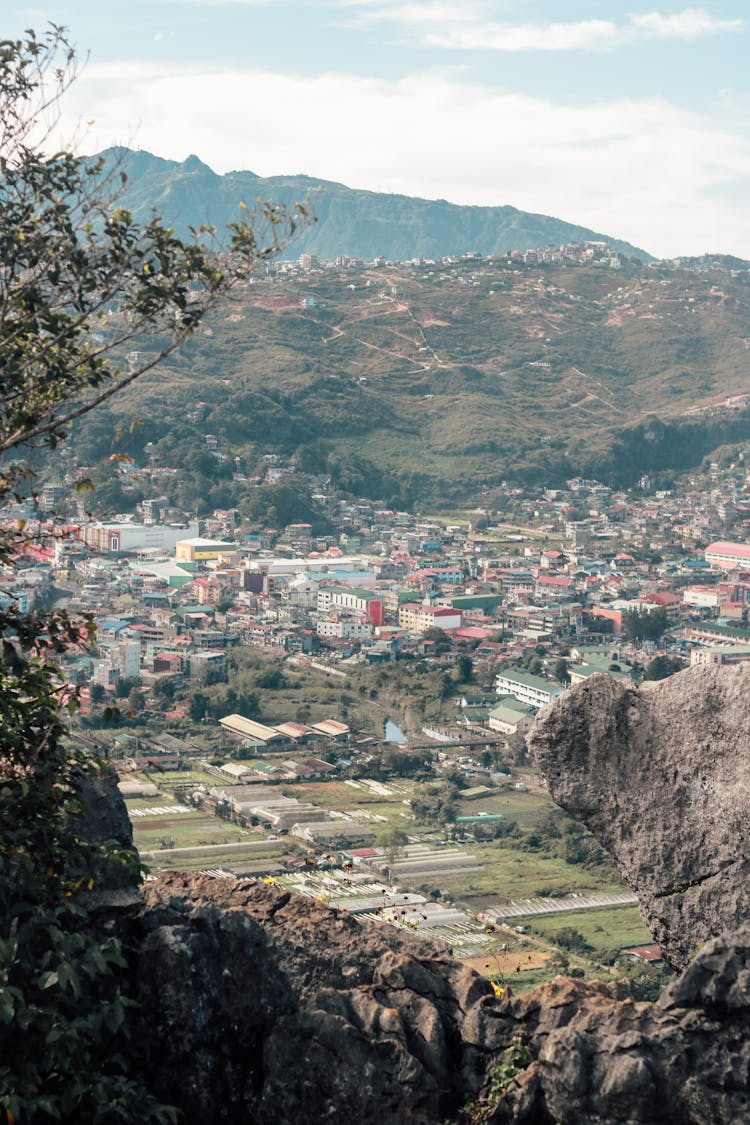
[262,876,277,885]
[490,981,504,999]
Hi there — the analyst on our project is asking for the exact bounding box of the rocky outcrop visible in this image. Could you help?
[125,874,750,1124]
[488,924,750,1124]
[527,663,750,969]
[74,662,750,1122]
[132,873,507,1123]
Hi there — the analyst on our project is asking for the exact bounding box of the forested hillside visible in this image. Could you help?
[71,255,750,511]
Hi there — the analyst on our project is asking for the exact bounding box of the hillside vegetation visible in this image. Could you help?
[74,256,750,509]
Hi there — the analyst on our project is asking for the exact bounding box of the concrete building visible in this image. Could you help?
[219,714,285,749]
[175,538,236,563]
[398,604,462,633]
[188,650,227,680]
[316,586,384,627]
[81,521,198,554]
[293,822,377,848]
[494,668,565,709]
[487,697,536,735]
[705,541,750,570]
[316,617,374,641]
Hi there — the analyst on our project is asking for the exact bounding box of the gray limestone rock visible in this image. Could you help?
[488,925,750,1124]
[129,875,750,1124]
[527,663,750,969]
[133,873,508,1123]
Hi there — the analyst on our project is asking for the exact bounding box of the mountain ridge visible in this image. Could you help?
[97,146,653,263]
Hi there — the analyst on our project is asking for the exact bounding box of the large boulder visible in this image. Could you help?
[527,663,750,969]
[488,924,750,1124]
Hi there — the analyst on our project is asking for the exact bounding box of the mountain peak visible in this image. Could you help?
[181,153,214,175]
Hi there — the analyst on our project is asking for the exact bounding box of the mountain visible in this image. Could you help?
[97,147,652,263]
[73,253,750,510]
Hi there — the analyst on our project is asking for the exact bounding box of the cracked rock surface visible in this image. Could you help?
[488,925,750,1125]
[134,873,506,1123]
[128,875,750,1124]
[527,663,750,969]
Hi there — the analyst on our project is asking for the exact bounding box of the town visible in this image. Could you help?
[4,432,749,993]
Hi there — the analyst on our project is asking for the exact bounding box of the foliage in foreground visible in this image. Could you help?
[0,26,307,1120]
[0,608,176,1122]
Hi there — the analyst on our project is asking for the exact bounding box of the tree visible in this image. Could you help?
[456,654,474,683]
[621,607,668,643]
[423,626,451,654]
[188,691,211,722]
[0,29,309,470]
[553,927,593,955]
[127,685,144,714]
[410,782,458,827]
[0,28,309,1120]
[553,658,570,684]
[114,675,141,699]
[380,826,408,876]
[643,655,682,681]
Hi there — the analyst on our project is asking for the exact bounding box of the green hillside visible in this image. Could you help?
[98,148,652,263]
[71,255,750,511]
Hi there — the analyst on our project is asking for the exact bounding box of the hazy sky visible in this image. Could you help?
[8,2,750,257]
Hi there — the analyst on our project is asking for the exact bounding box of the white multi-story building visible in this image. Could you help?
[316,618,374,641]
[494,669,565,710]
[398,604,462,633]
[683,586,728,609]
[98,638,141,679]
[81,520,198,555]
[705,541,750,570]
[316,586,384,625]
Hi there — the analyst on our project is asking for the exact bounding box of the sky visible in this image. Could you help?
[7,1,750,257]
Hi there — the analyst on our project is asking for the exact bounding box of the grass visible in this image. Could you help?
[455,788,552,826]
[160,769,224,785]
[281,780,415,812]
[131,812,253,850]
[521,906,652,951]
[125,795,179,811]
[78,256,750,507]
[437,843,629,908]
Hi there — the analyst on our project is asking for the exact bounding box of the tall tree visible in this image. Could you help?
[0,28,309,466]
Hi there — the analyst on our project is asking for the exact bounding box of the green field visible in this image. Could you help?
[131,812,253,851]
[125,795,179,811]
[522,906,653,951]
[455,788,552,826]
[77,256,750,509]
[437,843,629,909]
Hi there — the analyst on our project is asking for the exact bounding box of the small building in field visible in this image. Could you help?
[219,714,285,750]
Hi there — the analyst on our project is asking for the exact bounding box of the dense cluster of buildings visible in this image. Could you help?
[3,448,750,750]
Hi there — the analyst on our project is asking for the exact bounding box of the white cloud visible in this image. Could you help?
[343,0,489,23]
[629,8,744,40]
[426,19,618,52]
[340,2,743,50]
[58,62,750,258]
